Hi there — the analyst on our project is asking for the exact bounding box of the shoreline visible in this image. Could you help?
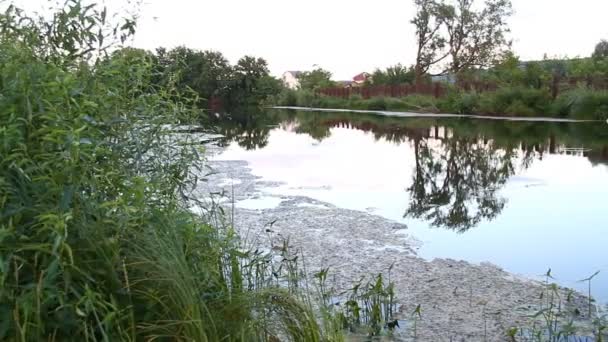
[270,106,605,123]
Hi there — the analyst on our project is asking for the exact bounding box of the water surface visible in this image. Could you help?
[213,109,608,302]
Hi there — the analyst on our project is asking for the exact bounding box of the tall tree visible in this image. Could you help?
[412,0,513,81]
[592,39,608,59]
[230,56,281,105]
[412,0,447,84]
[159,47,232,102]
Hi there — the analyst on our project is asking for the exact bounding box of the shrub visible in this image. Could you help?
[504,100,537,116]
[366,97,388,110]
[556,90,608,120]
[276,88,298,106]
[454,93,480,114]
[295,89,316,107]
[492,87,551,116]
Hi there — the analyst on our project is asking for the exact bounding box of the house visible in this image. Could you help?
[431,74,456,84]
[352,72,371,85]
[282,71,302,89]
[337,80,355,88]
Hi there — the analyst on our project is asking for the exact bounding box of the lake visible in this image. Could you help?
[213,109,608,303]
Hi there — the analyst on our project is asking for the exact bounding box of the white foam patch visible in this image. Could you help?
[217,178,243,187]
[296,202,329,209]
[236,197,284,210]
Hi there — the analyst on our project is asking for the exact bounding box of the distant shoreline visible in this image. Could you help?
[271,106,604,123]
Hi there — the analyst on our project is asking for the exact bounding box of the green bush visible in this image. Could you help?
[450,93,481,114]
[0,3,334,341]
[555,90,608,120]
[296,89,316,107]
[504,100,537,116]
[492,87,551,116]
[366,97,388,110]
[276,88,298,106]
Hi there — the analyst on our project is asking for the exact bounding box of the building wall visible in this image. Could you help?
[282,72,300,89]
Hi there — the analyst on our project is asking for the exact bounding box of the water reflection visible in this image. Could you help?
[405,137,516,232]
[213,109,608,231]
[213,109,275,150]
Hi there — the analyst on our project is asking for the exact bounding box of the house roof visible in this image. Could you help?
[353,72,370,81]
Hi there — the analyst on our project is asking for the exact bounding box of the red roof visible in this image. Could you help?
[353,72,370,82]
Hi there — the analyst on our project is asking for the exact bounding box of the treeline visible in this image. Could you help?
[275,46,608,120]
[273,0,608,120]
[114,46,283,111]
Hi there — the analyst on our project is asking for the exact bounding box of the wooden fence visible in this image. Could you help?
[317,76,608,101]
[318,83,446,99]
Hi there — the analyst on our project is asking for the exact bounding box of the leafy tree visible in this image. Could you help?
[229,56,282,106]
[412,0,447,84]
[370,64,416,85]
[159,47,232,104]
[440,0,512,73]
[488,51,523,85]
[592,39,608,60]
[412,0,513,80]
[298,68,335,90]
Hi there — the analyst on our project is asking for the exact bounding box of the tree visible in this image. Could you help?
[592,39,608,59]
[297,68,335,90]
[412,0,513,81]
[370,64,416,85]
[158,47,232,104]
[439,0,512,74]
[234,56,270,80]
[230,56,281,106]
[412,0,447,84]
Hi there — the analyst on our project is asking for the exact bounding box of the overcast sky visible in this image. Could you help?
[15,0,608,80]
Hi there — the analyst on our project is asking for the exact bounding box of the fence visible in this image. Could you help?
[317,76,608,101]
[318,83,446,99]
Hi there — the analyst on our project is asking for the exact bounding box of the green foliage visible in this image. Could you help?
[412,0,513,77]
[296,89,317,107]
[370,64,416,85]
[228,56,283,106]
[274,89,298,106]
[492,87,552,116]
[298,68,335,91]
[0,2,338,341]
[592,39,608,60]
[156,46,232,106]
[554,90,608,120]
[150,47,282,110]
[366,97,388,110]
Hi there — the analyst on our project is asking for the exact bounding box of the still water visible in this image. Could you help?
[214,109,608,302]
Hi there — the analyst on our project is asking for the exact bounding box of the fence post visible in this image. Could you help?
[551,74,560,100]
[433,83,440,98]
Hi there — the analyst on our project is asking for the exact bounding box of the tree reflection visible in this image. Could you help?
[210,110,608,232]
[405,134,517,232]
[214,108,276,150]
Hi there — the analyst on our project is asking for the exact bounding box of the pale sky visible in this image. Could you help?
[13,0,608,80]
